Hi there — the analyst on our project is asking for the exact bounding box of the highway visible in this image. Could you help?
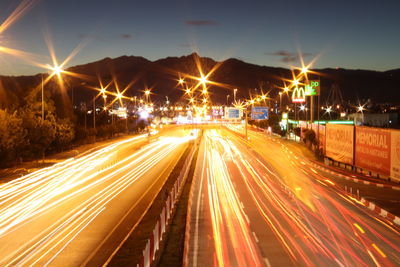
[0,127,195,266]
[186,128,400,266]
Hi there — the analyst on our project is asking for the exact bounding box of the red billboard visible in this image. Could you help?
[326,124,354,165]
[390,129,400,181]
[355,126,391,176]
[311,123,326,153]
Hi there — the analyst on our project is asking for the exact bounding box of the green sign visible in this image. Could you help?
[305,80,320,96]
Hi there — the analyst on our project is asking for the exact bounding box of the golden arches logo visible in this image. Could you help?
[292,86,306,103]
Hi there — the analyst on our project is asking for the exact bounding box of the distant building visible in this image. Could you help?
[348,113,398,128]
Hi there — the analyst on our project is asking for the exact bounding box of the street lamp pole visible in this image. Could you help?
[41,74,44,120]
[93,94,96,130]
[234,89,237,102]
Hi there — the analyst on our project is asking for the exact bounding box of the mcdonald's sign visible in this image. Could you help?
[292,86,306,103]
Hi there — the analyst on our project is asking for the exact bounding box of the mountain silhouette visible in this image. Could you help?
[0,53,399,110]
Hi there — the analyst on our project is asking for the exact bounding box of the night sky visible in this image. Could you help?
[0,0,399,75]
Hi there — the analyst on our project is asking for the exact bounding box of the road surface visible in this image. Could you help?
[0,127,195,266]
[186,128,400,266]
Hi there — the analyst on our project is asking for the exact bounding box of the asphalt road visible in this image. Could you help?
[0,127,195,266]
[186,128,400,266]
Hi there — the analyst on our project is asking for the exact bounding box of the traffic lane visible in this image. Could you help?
[188,135,215,267]
[246,128,400,211]
[0,132,194,266]
[222,132,340,265]
[188,130,263,267]
[224,129,400,266]
[247,128,400,216]
[53,139,189,266]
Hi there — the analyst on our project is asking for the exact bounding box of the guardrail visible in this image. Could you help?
[136,142,197,267]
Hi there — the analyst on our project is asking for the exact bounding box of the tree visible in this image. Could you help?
[21,111,56,160]
[52,118,75,151]
[0,109,26,165]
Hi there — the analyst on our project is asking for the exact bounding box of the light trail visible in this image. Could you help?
[202,130,262,267]
[196,128,400,266]
[0,131,196,265]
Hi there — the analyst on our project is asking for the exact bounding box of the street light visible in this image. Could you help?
[145,89,151,103]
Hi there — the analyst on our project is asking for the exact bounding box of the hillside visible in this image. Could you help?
[0,53,399,109]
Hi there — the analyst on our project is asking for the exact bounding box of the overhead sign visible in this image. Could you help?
[305,80,320,96]
[251,107,268,120]
[225,107,241,119]
[292,87,306,103]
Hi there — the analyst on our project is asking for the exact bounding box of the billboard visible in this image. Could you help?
[326,124,354,165]
[390,130,400,181]
[355,126,391,176]
[312,123,326,153]
[305,80,320,96]
[225,107,241,119]
[251,107,268,120]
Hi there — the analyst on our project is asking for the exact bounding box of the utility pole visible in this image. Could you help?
[41,74,44,120]
[93,95,96,130]
[245,107,248,140]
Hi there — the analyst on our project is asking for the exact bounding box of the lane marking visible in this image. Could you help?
[252,231,259,243]
[353,223,365,234]
[372,243,387,258]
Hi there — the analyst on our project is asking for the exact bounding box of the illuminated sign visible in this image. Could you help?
[305,80,320,96]
[225,107,241,119]
[292,87,306,103]
[251,107,269,120]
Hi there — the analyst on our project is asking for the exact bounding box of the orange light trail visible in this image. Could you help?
[0,131,197,265]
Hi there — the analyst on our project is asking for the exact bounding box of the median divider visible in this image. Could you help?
[137,141,198,267]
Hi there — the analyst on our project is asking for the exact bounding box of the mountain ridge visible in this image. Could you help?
[0,53,399,109]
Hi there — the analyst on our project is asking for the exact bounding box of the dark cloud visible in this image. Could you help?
[184,20,218,26]
[120,34,132,39]
[265,50,312,63]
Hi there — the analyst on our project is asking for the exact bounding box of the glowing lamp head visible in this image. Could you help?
[185,88,191,94]
[284,87,289,92]
[301,67,308,74]
[357,106,364,112]
[326,106,332,113]
[145,90,150,96]
[49,64,63,76]
[292,79,299,86]
[140,110,149,119]
[116,92,123,99]
[199,75,207,85]
[179,78,184,85]
[300,105,305,111]
[100,88,106,94]
[202,88,208,95]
